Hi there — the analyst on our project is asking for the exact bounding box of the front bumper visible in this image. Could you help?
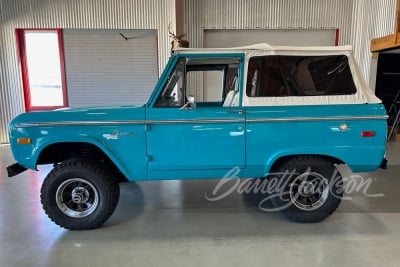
[7,163,27,177]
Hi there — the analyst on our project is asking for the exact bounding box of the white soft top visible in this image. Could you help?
[174,43,381,106]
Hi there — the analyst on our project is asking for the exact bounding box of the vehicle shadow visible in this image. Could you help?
[240,178,276,211]
[49,177,391,240]
[103,182,145,228]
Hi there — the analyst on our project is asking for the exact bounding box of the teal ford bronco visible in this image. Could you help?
[7,44,387,229]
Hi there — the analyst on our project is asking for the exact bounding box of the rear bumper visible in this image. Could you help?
[380,158,388,169]
[7,163,27,177]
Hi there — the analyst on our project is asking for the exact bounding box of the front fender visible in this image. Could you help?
[37,137,132,178]
[12,124,147,181]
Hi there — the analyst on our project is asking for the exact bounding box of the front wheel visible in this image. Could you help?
[271,156,343,223]
[41,159,120,230]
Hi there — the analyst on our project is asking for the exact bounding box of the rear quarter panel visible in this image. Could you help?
[244,103,387,177]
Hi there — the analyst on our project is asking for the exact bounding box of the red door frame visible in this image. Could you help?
[15,28,68,111]
[335,28,340,46]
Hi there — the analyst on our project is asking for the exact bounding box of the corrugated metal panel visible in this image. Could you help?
[0,0,175,143]
[64,29,158,107]
[1,0,398,144]
[186,0,354,48]
[0,25,25,144]
[350,0,397,82]
[185,0,397,82]
[204,29,337,47]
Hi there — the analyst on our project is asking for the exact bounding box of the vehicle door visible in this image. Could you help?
[146,55,246,177]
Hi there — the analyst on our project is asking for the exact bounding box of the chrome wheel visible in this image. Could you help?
[289,172,329,211]
[56,178,99,218]
[272,156,342,223]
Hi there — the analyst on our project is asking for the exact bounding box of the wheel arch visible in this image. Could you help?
[267,154,344,174]
[36,141,129,182]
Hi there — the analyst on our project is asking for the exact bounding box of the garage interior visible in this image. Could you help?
[1,0,400,266]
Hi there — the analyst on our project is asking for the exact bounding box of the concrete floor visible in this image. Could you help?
[1,144,400,267]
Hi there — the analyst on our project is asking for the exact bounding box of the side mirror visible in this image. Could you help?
[180,95,196,110]
[187,96,196,108]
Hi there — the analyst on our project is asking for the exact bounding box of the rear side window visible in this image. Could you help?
[246,55,357,97]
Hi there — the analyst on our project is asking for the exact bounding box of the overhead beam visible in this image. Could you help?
[175,0,185,37]
[371,34,400,52]
[371,0,400,52]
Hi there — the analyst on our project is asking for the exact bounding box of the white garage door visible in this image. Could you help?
[204,29,336,48]
[63,29,158,107]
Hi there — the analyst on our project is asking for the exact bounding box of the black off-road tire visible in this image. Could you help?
[40,159,120,230]
[271,156,343,223]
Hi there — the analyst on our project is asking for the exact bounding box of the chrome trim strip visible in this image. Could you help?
[246,115,389,123]
[15,115,388,128]
[151,119,246,124]
[15,119,245,127]
[16,121,144,127]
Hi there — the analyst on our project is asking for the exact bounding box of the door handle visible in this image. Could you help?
[227,109,244,115]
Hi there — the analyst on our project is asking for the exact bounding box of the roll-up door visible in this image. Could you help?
[204,29,336,48]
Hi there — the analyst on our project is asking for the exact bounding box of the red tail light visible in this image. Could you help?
[361,131,375,137]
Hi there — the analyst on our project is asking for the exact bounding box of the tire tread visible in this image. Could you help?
[271,155,342,223]
[41,158,120,230]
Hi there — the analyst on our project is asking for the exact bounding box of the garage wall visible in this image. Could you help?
[185,0,397,83]
[1,0,398,144]
[0,0,176,143]
[63,29,158,107]
[185,0,353,49]
[204,29,337,47]
[350,0,397,85]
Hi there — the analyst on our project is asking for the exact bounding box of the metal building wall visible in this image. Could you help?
[185,0,354,48]
[1,0,398,144]
[185,0,397,83]
[351,0,397,82]
[0,0,176,144]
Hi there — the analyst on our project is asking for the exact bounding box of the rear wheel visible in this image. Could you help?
[41,159,120,230]
[271,156,343,222]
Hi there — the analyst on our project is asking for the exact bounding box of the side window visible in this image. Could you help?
[187,69,224,102]
[155,57,240,107]
[155,58,186,107]
[246,55,357,97]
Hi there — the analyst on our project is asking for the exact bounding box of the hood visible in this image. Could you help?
[9,104,146,127]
